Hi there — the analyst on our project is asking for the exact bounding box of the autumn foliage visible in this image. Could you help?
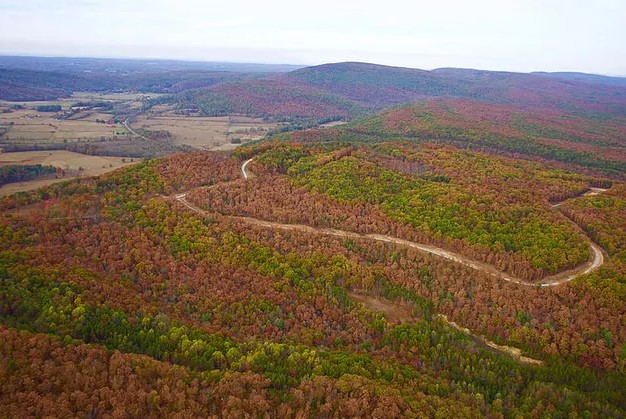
[0,148,625,416]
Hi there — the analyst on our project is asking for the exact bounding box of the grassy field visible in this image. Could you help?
[0,94,277,152]
[133,113,277,149]
[0,92,165,142]
[320,120,348,128]
[0,108,125,142]
[0,150,140,196]
[0,92,130,146]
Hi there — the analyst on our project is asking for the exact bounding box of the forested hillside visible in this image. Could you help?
[5,57,625,125]
[282,98,626,177]
[1,56,625,417]
[175,79,366,119]
[1,146,625,416]
[175,62,626,120]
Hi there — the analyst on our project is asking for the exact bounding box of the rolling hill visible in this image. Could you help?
[0,56,295,101]
[1,145,625,416]
[178,62,626,119]
[5,57,624,122]
[1,56,626,416]
[277,98,626,177]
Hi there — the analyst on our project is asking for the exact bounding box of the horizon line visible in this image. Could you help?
[0,52,625,78]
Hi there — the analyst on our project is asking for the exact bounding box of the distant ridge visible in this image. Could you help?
[531,71,626,87]
[181,61,626,118]
[0,55,303,74]
[2,57,625,122]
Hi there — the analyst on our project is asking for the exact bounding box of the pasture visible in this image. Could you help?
[0,150,140,196]
[133,113,277,149]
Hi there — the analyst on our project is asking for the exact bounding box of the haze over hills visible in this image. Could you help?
[0,55,302,75]
[161,61,626,120]
[2,57,626,119]
[531,71,626,88]
[2,56,625,174]
[0,56,300,101]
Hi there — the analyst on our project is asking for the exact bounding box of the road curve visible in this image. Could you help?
[171,158,606,364]
[552,188,608,208]
[174,162,605,288]
[123,118,151,141]
[241,158,254,179]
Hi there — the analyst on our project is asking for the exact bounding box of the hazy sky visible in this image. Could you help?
[1,0,625,75]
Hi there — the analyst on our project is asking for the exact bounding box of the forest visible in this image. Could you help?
[1,144,625,416]
[280,99,626,177]
[0,164,57,186]
[1,56,626,417]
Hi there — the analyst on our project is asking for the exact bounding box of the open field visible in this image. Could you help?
[320,120,348,128]
[0,91,137,145]
[133,113,277,149]
[0,108,125,142]
[0,177,73,197]
[0,96,277,152]
[0,94,187,157]
[0,150,140,196]
[0,92,163,108]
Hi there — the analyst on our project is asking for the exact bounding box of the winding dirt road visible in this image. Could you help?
[241,158,254,179]
[173,158,609,364]
[175,158,606,288]
[552,187,608,208]
[123,118,151,141]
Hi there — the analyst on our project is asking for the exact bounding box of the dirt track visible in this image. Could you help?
[176,157,605,287]
[173,158,610,364]
[175,191,603,287]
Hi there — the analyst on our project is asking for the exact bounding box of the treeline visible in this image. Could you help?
[0,136,188,158]
[35,104,62,112]
[0,164,57,186]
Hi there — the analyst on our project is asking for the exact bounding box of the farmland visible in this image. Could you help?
[133,112,278,150]
[0,150,140,196]
[0,106,124,142]
[0,93,278,155]
[0,91,277,193]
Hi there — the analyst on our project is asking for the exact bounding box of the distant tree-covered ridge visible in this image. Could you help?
[278,98,626,176]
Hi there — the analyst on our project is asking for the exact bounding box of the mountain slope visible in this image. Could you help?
[176,78,367,118]
[4,57,625,121]
[178,61,626,120]
[282,98,626,176]
[1,150,625,416]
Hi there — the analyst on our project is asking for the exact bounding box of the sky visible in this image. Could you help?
[1,0,625,75]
